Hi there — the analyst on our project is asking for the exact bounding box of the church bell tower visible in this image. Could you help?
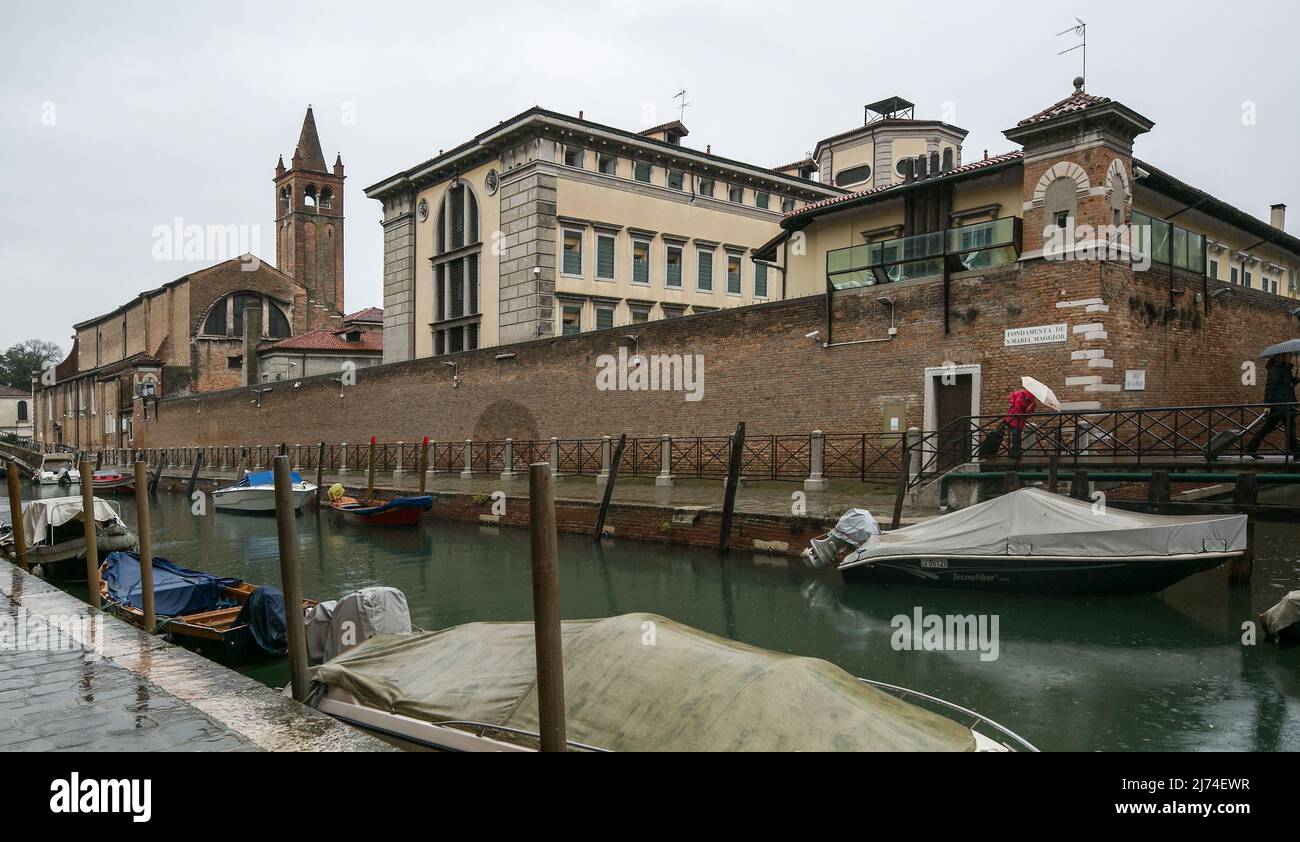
[274,105,345,315]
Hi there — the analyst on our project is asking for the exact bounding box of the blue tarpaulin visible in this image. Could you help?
[103,552,242,617]
[237,586,288,654]
[237,470,303,487]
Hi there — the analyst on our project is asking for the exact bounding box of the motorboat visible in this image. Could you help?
[99,552,317,664]
[329,494,433,526]
[212,469,316,513]
[91,469,135,495]
[300,612,1036,752]
[32,453,80,486]
[0,496,137,578]
[837,487,1246,595]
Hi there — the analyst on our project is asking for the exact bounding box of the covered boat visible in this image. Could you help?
[99,551,318,664]
[305,612,1034,752]
[33,453,79,486]
[0,496,137,577]
[329,494,433,526]
[839,487,1246,595]
[1259,590,1300,647]
[213,469,316,513]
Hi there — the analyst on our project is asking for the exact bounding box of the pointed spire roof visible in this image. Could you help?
[292,105,329,172]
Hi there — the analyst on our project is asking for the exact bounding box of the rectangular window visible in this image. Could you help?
[697,248,714,291]
[755,191,770,209]
[781,197,795,213]
[632,240,651,284]
[728,185,744,204]
[634,161,652,183]
[436,264,445,319]
[561,303,582,336]
[665,244,683,287]
[698,178,714,198]
[468,323,479,350]
[450,186,465,250]
[1245,271,1253,288]
[598,154,618,175]
[667,170,685,191]
[595,305,615,331]
[630,306,650,324]
[726,253,742,295]
[468,253,479,314]
[754,262,768,298]
[450,259,464,318]
[1209,259,1219,280]
[564,146,584,168]
[596,234,616,280]
[562,229,583,275]
[1231,266,1239,284]
[449,326,464,354]
[662,306,685,320]
[434,330,444,356]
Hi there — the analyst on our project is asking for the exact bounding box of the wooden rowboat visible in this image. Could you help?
[99,553,317,665]
[329,495,433,526]
[91,470,135,494]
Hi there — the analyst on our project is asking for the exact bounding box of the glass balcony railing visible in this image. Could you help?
[827,216,1022,291]
[1131,211,1206,274]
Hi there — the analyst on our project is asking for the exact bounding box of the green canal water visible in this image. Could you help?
[15,483,1300,752]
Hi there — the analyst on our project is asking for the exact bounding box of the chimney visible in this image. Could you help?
[1271,204,1287,230]
[915,154,928,180]
[243,299,263,387]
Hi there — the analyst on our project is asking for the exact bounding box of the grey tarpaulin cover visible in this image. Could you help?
[1261,591,1300,639]
[306,587,411,663]
[312,612,975,752]
[20,496,120,540]
[848,487,1246,562]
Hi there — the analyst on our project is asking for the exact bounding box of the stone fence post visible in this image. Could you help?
[656,435,675,487]
[596,435,612,487]
[804,430,829,491]
[461,439,474,480]
[339,442,349,474]
[394,442,405,476]
[500,438,518,481]
[549,437,561,481]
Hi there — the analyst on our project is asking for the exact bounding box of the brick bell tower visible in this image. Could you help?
[275,105,345,319]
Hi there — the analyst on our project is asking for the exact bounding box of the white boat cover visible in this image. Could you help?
[313,612,976,752]
[306,587,412,663]
[21,497,119,540]
[848,487,1246,563]
[1261,591,1300,637]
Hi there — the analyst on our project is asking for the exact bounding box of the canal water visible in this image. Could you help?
[11,483,1300,752]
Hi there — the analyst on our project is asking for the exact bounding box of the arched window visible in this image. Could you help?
[320,187,333,209]
[304,184,317,208]
[942,148,954,171]
[279,185,291,212]
[435,182,481,255]
[1045,177,1079,230]
[17,401,28,422]
[200,293,291,339]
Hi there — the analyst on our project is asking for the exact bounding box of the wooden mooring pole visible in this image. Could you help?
[528,462,566,752]
[272,456,311,702]
[418,436,429,496]
[1069,470,1090,502]
[593,433,627,543]
[133,459,156,631]
[186,449,204,500]
[6,465,28,571]
[718,422,746,554]
[367,436,376,501]
[1230,472,1257,585]
[79,459,101,609]
[314,442,326,507]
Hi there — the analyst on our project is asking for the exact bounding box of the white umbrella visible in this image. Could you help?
[1021,376,1061,410]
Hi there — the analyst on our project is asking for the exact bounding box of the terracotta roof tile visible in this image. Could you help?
[0,385,30,398]
[343,306,383,324]
[1017,90,1111,126]
[263,329,382,354]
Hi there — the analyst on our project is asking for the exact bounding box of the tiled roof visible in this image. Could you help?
[263,328,382,354]
[774,157,817,172]
[783,150,1024,222]
[1017,90,1112,126]
[638,120,688,138]
[0,385,30,398]
[344,306,383,324]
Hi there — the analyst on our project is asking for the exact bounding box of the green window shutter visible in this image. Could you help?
[727,257,742,294]
[450,259,464,318]
[563,232,582,275]
[597,235,615,279]
[450,186,465,250]
[666,247,682,287]
[633,242,650,283]
[435,264,446,321]
[754,263,768,297]
[634,162,651,183]
[596,308,614,330]
[698,250,713,290]
[468,253,479,314]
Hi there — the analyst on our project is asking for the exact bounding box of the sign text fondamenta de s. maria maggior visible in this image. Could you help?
[1004,323,1068,347]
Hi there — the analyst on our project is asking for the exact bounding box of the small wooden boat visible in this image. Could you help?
[99,552,317,665]
[329,495,433,526]
[213,469,316,513]
[91,469,135,494]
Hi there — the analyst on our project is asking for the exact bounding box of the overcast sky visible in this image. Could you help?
[2,0,1297,355]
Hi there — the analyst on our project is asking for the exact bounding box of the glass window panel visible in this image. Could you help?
[596,235,616,279]
[665,245,683,287]
[632,240,650,283]
[727,254,742,294]
[697,249,713,291]
[754,263,768,297]
[562,230,583,275]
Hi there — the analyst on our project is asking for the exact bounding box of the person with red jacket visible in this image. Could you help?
[1004,387,1038,460]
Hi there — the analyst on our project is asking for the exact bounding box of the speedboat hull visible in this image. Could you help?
[839,551,1238,595]
[330,495,433,526]
[213,485,314,512]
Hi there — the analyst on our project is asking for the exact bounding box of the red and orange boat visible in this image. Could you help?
[329,495,433,526]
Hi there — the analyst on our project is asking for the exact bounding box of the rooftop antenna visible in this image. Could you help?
[1057,18,1086,85]
[674,88,690,123]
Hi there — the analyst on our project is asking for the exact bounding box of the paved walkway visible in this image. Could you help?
[0,561,391,752]
[153,464,923,524]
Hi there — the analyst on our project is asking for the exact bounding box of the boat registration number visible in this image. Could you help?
[919,558,949,569]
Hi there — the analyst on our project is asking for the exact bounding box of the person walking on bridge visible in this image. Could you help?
[1246,353,1300,457]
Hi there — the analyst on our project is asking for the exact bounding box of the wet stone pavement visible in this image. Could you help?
[0,560,391,752]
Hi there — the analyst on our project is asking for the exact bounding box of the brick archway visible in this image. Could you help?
[472,399,540,441]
